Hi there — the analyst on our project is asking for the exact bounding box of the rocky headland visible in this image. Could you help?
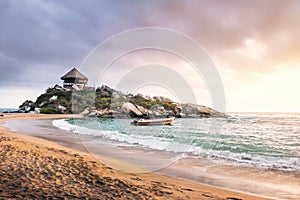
[18,85,228,119]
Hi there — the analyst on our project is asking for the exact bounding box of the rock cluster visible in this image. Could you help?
[80,101,228,119]
[18,100,35,113]
[18,85,70,114]
[19,85,229,118]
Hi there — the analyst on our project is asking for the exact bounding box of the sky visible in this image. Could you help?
[1,0,300,112]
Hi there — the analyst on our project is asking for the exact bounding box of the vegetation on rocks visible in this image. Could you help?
[19,85,228,118]
[40,108,58,114]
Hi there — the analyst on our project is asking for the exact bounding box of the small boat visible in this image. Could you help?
[131,117,175,126]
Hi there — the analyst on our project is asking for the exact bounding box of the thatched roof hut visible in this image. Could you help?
[61,68,88,90]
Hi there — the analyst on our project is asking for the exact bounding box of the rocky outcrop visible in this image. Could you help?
[83,102,228,119]
[19,101,41,113]
[96,85,117,97]
[136,105,153,118]
[53,84,68,92]
[18,85,72,114]
[91,108,124,118]
[150,104,166,118]
[19,100,35,113]
[121,102,142,118]
[179,103,227,118]
[19,84,229,118]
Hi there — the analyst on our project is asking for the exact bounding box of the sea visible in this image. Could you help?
[53,112,300,172]
[0,108,18,113]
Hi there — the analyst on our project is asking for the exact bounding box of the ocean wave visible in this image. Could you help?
[205,150,300,172]
[53,119,300,172]
[52,119,79,133]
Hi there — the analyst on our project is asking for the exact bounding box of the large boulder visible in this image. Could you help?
[180,103,198,117]
[93,108,125,118]
[49,96,58,102]
[58,105,67,113]
[80,108,90,116]
[179,103,228,118]
[53,84,68,91]
[150,104,166,118]
[96,85,117,97]
[136,105,153,118]
[121,102,142,118]
[19,100,35,113]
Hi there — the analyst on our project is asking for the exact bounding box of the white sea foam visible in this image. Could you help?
[204,150,300,171]
[52,119,79,133]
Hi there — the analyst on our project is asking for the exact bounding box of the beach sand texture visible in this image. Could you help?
[0,114,269,199]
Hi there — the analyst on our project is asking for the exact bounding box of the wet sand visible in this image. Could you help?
[0,113,278,199]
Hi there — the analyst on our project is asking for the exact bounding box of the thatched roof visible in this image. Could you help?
[61,68,88,80]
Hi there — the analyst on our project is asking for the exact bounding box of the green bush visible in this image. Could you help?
[129,95,156,109]
[40,108,58,114]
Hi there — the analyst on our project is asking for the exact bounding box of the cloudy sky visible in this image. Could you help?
[1,0,300,112]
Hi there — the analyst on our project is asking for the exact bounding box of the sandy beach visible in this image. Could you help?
[3,0,300,199]
[0,113,274,199]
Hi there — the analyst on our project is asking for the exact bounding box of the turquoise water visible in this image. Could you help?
[58,113,300,171]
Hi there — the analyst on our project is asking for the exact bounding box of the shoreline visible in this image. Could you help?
[0,113,288,199]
